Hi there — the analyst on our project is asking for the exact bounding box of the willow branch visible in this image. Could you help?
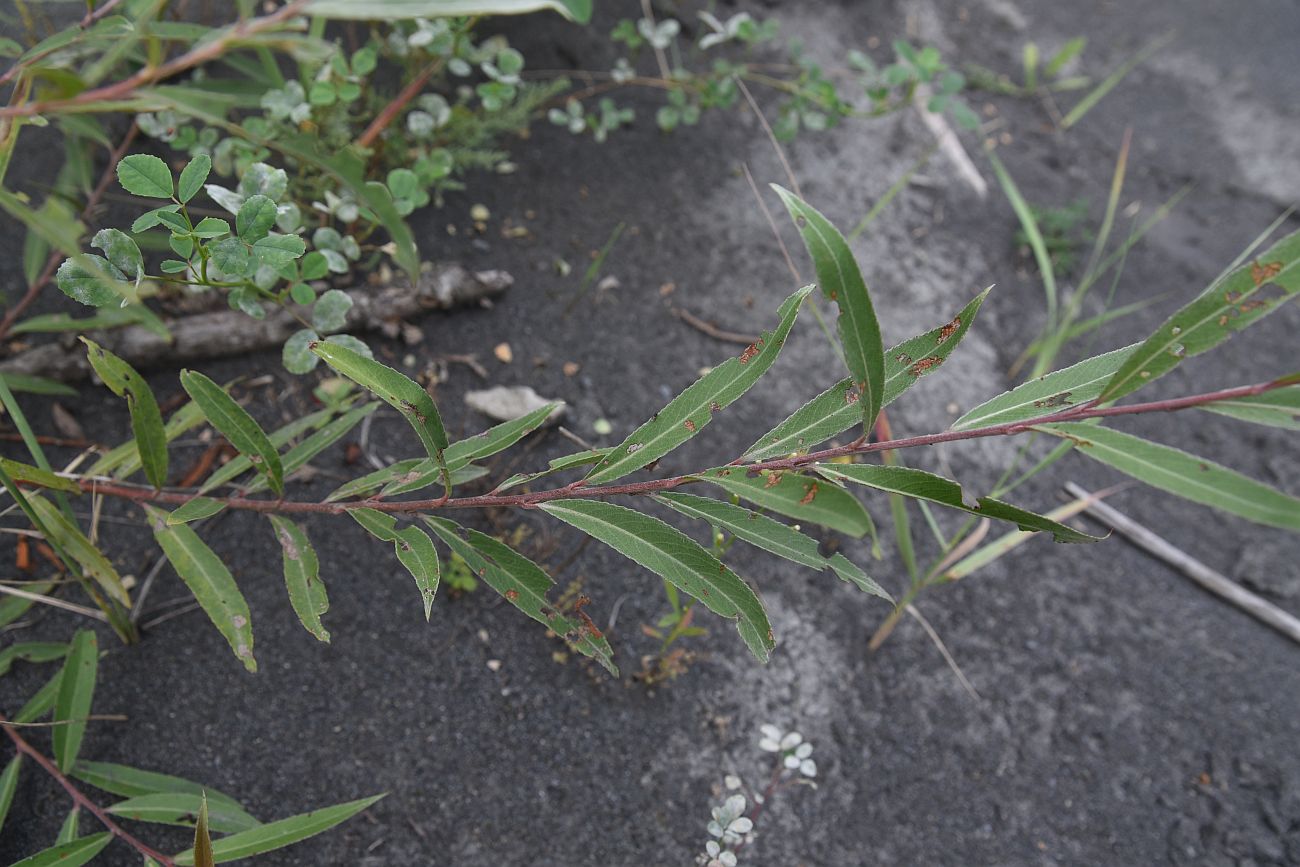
[41,377,1289,517]
[0,715,176,865]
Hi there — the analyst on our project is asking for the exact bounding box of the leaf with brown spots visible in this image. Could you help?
[269,516,330,643]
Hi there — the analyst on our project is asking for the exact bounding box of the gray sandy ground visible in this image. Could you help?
[2,1,1298,864]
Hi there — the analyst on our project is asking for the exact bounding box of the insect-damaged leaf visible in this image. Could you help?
[1099,228,1300,403]
[268,516,330,642]
[180,370,283,496]
[747,289,991,459]
[349,509,439,619]
[171,793,385,865]
[816,463,1101,543]
[145,505,257,672]
[774,186,884,429]
[952,343,1138,431]
[1039,423,1300,531]
[83,339,169,488]
[10,832,111,867]
[584,285,814,484]
[107,792,260,834]
[656,492,890,600]
[51,629,97,773]
[539,499,775,662]
[694,467,876,539]
[1200,383,1300,431]
[424,518,618,675]
[311,339,449,466]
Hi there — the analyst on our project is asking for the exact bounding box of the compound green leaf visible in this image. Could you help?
[172,794,385,865]
[424,518,618,675]
[107,792,260,834]
[349,509,439,619]
[1099,229,1300,402]
[816,463,1100,542]
[145,505,257,672]
[1040,423,1300,531]
[747,289,990,459]
[695,467,875,539]
[268,516,330,642]
[539,499,774,662]
[775,186,883,428]
[83,338,168,488]
[177,154,212,204]
[657,492,890,599]
[235,194,276,242]
[52,629,98,773]
[952,343,1138,431]
[585,285,813,484]
[251,232,305,267]
[180,370,283,496]
[9,833,111,866]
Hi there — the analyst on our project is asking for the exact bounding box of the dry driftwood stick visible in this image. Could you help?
[0,263,511,383]
[1064,482,1300,647]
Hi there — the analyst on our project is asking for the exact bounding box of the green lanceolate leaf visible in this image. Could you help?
[268,516,330,642]
[305,0,591,23]
[55,807,79,844]
[1099,228,1300,402]
[107,792,260,834]
[0,457,79,493]
[695,467,876,539]
[180,370,284,496]
[9,832,111,866]
[52,630,97,773]
[1200,383,1300,431]
[539,499,775,661]
[194,795,215,867]
[240,402,378,495]
[82,339,168,488]
[1039,423,1300,531]
[815,463,1101,542]
[774,186,884,428]
[117,154,173,198]
[952,343,1138,431]
[586,285,814,484]
[494,449,611,493]
[424,518,618,675]
[0,372,78,397]
[0,578,55,627]
[0,641,68,676]
[167,497,227,524]
[198,407,334,493]
[311,340,448,463]
[0,755,22,834]
[15,669,62,724]
[349,509,439,619]
[92,400,204,479]
[145,505,257,672]
[656,492,890,599]
[171,794,385,865]
[445,402,560,466]
[71,761,246,812]
[747,289,991,459]
[28,496,131,606]
[376,461,488,497]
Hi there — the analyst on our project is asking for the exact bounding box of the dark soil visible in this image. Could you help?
[2,1,1298,865]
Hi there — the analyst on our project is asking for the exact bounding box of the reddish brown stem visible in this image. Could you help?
[53,377,1288,517]
[0,122,140,344]
[0,714,176,865]
[0,1,310,119]
[355,56,444,150]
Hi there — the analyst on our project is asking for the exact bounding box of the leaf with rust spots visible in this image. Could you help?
[1100,228,1300,402]
[350,509,439,619]
[584,285,813,484]
[697,467,876,539]
[774,186,885,429]
[746,289,990,460]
